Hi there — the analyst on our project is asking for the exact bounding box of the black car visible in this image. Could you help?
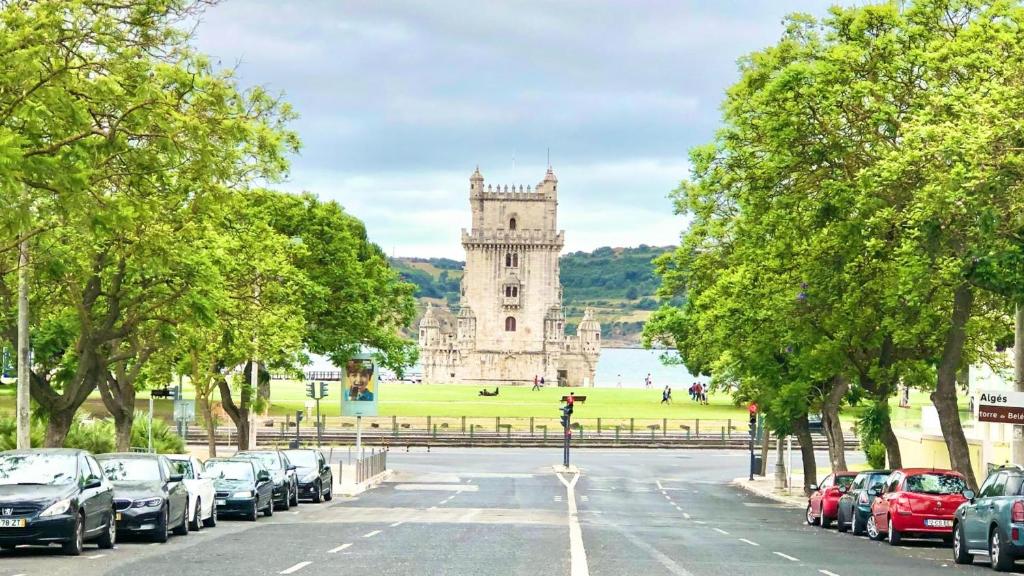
[283,449,333,503]
[836,469,892,535]
[203,459,274,521]
[0,449,115,555]
[235,451,298,509]
[96,453,189,543]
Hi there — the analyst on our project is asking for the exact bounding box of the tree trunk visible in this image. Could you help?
[930,284,977,490]
[201,395,216,458]
[821,376,849,472]
[113,411,134,452]
[793,414,817,495]
[44,408,75,448]
[877,398,903,469]
[217,371,251,451]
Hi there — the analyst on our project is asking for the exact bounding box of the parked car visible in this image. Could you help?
[203,459,274,521]
[953,465,1024,571]
[868,467,968,545]
[836,469,891,535]
[235,450,298,509]
[283,448,333,502]
[806,471,858,527]
[0,449,115,555]
[96,453,189,543]
[166,455,217,530]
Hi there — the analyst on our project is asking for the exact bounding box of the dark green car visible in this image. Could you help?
[836,469,891,535]
[953,465,1024,571]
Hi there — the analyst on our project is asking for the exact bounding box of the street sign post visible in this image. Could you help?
[560,394,585,468]
[342,355,379,456]
[748,403,758,481]
[978,391,1024,423]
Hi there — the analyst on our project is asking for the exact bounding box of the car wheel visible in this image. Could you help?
[992,527,1015,572]
[867,514,882,541]
[203,503,217,528]
[61,512,84,556]
[313,481,323,504]
[806,504,818,526]
[821,512,832,529]
[952,521,972,564]
[189,499,202,531]
[324,481,333,502]
[264,496,274,517]
[852,511,864,536]
[97,510,116,549]
[290,484,299,507]
[837,508,849,533]
[152,507,169,543]
[173,503,189,536]
[887,517,902,545]
[247,501,258,522]
[279,490,290,511]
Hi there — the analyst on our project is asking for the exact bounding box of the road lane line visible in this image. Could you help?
[773,552,799,561]
[363,530,381,538]
[656,480,664,490]
[713,528,729,535]
[674,505,682,511]
[86,554,106,559]
[390,521,403,527]
[280,561,312,574]
[819,571,841,576]
[327,543,352,554]
[738,538,759,546]
[556,471,589,576]
[683,512,691,519]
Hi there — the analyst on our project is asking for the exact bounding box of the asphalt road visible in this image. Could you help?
[0,448,1018,576]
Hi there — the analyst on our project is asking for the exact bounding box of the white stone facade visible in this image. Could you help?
[418,167,601,387]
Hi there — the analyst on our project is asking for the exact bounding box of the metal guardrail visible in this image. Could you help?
[339,449,387,485]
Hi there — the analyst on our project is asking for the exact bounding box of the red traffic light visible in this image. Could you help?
[748,403,758,414]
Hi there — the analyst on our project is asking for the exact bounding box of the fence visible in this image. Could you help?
[339,449,387,485]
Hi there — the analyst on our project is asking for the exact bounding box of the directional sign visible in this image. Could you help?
[977,390,1024,424]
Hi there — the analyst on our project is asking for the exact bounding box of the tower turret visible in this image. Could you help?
[418,304,441,348]
[457,305,476,348]
[578,307,601,354]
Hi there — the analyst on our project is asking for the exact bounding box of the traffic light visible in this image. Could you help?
[295,410,304,424]
[305,382,314,399]
[319,381,328,398]
[560,405,571,429]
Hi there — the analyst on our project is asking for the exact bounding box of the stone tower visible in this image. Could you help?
[418,167,601,386]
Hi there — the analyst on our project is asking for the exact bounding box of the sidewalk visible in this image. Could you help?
[732,474,807,508]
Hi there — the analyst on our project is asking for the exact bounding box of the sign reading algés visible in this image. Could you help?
[977,390,1024,424]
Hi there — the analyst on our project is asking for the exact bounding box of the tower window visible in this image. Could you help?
[505,317,517,332]
[505,252,519,267]
[509,218,517,230]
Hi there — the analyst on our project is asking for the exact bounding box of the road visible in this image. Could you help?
[0,448,1016,576]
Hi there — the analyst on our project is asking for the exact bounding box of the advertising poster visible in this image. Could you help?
[342,354,378,417]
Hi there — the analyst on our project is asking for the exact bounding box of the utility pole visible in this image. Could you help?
[16,234,30,449]
[1014,305,1024,464]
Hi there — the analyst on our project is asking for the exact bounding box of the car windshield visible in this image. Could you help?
[0,453,77,486]
[905,473,966,495]
[204,461,254,482]
[284,451,316,468]
[836,475,855,489]
[99,458,161,482]
[240,452,280,470]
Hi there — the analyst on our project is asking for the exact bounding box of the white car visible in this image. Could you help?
[167,454,217,530]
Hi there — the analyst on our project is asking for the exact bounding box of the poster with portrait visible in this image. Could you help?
[342,354,378,416]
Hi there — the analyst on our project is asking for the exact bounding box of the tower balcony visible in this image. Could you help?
[502,296,521,308]
[462,228,564,248]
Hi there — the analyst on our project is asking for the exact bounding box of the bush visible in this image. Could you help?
[857,401,891,469]
[0,412,183,454]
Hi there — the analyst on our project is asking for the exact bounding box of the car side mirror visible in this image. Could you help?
[808,484,818,492]
[257,471,270,482]
[287,465,297,472]
[838,485,848,494]
[871,486,882,496]
[169,473,184,483]
[83,476,102,490]
[963,489,976,501]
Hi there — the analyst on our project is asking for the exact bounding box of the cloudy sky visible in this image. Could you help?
[191,1,837,259]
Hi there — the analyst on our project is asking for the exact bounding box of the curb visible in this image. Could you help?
[731,477,805,508]
[337,469,393,497]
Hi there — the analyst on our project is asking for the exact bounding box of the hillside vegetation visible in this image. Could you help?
[391,245,675,346]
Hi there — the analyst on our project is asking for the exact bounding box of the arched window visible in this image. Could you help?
[509,218,517,230]
[505,286,512,297]
[512,253,519,267]
[505,317,516,332]
[505,253,512,267]
[512,286,518,297]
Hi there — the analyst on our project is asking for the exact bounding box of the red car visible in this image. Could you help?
[867,468,968,545]
[806,471,858,527]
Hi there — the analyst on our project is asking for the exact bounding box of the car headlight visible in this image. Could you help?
[232,491,254,498]
[39,497,73,517]
[131,498,163,509]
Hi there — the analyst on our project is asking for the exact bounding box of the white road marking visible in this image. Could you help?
[656,480,665,490]
[693,520,706,524]
[773,552,799,561]
[683,512,691,519]
[280,561,312,574]
[363,530,381,538]
[428,506,437,510]
[395,484,478,492]
[86,554,106,560]
[713,528,729,535]
[674,505,682,511]
[328,543,352,554]
[389,521,403,527]
[819,571,841,576]
[738,538,759,546]
[556,471,590,576]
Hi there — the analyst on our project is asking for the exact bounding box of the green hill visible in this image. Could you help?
[391,245,675,346]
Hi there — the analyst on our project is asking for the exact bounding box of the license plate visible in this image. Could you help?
[116,513,122,521]
[924,519,952,527]
[216,499,226,506]
[0,518,26,528]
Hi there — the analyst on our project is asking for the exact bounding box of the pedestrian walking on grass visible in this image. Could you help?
[667,386,672,404]
[661,386,669,404]
[540,376,545,388]
[532,375,540,391]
